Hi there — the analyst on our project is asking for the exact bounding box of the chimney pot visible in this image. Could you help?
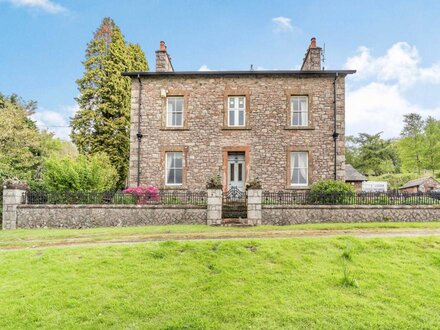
[159,41,166,51]
[310,37,317,48]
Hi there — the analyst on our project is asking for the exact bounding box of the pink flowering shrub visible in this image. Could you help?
[122,186,159,204]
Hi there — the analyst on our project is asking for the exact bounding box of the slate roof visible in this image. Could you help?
[400,177,439,189]
[345,164,367,182]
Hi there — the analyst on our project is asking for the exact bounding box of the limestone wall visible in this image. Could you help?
[262,205,440,225]
[16,205,206,229]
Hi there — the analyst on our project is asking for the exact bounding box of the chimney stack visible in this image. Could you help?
[301,37,322,71]
[155,41,174,72]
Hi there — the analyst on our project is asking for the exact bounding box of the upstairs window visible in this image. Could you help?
[291,96,308,127]
[291,151,308,186]
[167,97,184,127]
[165,152,183,185]
[228,96,245,127]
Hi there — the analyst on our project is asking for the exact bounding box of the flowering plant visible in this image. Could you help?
[122,186,159,204]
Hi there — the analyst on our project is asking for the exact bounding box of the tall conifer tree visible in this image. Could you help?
[71,18,148,188]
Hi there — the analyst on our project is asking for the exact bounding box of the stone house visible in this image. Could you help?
[399,177,440,193]
[123,38,355,191]
[345,164,367,192]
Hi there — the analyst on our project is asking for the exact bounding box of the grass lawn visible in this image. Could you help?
[1,221,440,249]
[0,235,439,329]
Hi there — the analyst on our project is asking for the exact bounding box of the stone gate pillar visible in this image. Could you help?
[207,189,222,225]
[247,189,262,225]
[2,187,27,230]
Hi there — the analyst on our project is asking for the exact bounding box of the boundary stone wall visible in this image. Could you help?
[16,205,206,229]
[262,205,440,225]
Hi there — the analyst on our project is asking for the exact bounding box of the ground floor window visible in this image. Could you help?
[291,151,308,186]
[166,152,183,185]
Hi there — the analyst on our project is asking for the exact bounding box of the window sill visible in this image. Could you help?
[162,185,187,190]
[285,185,311,190]
[160,128,190,131]
[222,127,252,131]
[284,126,315,130]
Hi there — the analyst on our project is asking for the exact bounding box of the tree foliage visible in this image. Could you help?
[0,93,42,183]
[345,133,400,176]
[71,17,148,188]
[397,114,440,175]
[42,153,118,192]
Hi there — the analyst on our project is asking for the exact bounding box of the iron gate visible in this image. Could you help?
[222,187,247,219]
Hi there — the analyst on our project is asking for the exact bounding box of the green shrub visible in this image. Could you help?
[111,193,136,205]
[402,196,439,205]
[310,180,355,204]
[42,153,118,192]
[162,196,183,205]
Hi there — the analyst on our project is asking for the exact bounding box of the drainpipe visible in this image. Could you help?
[136,74,143,186]
[332,73,339,180]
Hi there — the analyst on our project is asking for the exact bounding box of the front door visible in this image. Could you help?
[228,153,245,191]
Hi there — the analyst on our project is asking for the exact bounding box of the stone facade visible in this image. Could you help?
[126,38,354,192]
[262,205,440,225]
[16,205,206,229]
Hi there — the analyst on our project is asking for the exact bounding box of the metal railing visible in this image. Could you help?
[24,191,207,206]
[262,191,440,205]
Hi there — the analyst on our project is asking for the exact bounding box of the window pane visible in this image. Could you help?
[238,163,243,181]
[238,110,244,126]
[293,113,299,126]
[175,98,183,112]
[300,98,307,111]
[167,153,174,167]
[175,113,183,126]
[238,97,245,109]
[292,98,299,111]
[292,153,299,167]
[299,168,307,184]
[168,99,174,111]
[175,156,183,168]
[292,169,299,184]
[298,152,307,168]
[175,169,182,184]
[167,113,173,126]
[300,112,307,126]
[167,169,175,184]
[229,98,235,108]
[230,163,235,181]
[229,110,235,126]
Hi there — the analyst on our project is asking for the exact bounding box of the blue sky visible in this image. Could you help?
[1,0,439,139]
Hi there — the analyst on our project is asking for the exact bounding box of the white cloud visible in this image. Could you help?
[272,16,293,32]
[345,42,440,88]
[32,104,78,140]
[5,0,66,13]
[198,64,212,71]
[345,42,440,138]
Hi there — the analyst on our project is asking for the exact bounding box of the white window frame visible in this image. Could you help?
[227,96,246,127]
[165,151,183,185]
[166,97,184,128]
[291,151,308,187]
[291,96,308,127]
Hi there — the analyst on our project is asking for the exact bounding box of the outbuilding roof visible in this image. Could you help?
[400,177,440,189]
[345,164,367,182]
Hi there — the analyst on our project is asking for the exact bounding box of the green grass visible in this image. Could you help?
[0,236,439,329]
[1,222,440,249]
